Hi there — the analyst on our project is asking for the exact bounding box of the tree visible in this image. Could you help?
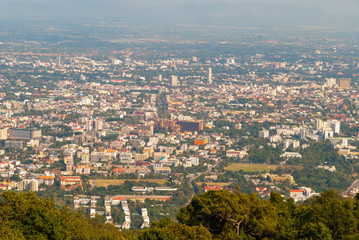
[177,189,279,239]
[297,190,357,239]
[136,217,212,240]
[0,191,123,240]
[10,174,22,182]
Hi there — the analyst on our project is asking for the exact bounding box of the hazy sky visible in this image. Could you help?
[1,0,359,26]
[257,0,359,14]
[2,0,358,10]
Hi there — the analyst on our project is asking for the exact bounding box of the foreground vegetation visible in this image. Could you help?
[2,189,359,239]
[0,191,122,240]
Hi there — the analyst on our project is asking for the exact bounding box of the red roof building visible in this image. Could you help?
[204,185,221,192]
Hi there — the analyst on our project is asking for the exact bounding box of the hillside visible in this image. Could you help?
[2,190,359,239]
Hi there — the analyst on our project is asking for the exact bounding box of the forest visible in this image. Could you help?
[2,189,359,239]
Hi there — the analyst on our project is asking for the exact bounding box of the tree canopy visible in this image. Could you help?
[178,188,359,239]
[0,191,123,240]
[3,190,359,239]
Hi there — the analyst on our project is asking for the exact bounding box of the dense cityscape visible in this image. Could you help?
[2,14,359,238]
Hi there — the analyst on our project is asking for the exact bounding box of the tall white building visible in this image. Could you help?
[325,78,336,88]
[85,119,103,131]
[323,128,334,139]
[326,120,340,134]
[315,119,323,130]
[57,55,62,67]
[85,120,93,131]
[300,128,307,139]
[259,130,269,138]
[208,68,212,84]
[227,58,236,64]
[0,128,8,140]
[19,179,39,192]
[93,119,103,130]
[171,75,178,87]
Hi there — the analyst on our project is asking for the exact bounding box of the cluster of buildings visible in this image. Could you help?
[289,188,319,202]
[0,35,359,223]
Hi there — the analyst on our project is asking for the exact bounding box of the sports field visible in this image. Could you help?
[91,179,168,188]
[224,163,302,173]
[197,182,233,187]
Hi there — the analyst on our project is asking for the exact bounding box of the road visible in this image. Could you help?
[186,158,223,206]
[342,179,359,196]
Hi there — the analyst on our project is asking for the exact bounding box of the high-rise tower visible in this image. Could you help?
[57,55,62,67]
[171,75,178,87]
[208,68,212,84]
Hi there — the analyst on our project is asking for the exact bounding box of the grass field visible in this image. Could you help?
[224,163,303,173]
[197,182,233,187]
[91,179,168,188]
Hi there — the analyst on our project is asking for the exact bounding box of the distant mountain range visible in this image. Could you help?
[1,0,358,27]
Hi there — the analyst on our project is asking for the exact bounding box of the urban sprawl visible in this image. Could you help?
[1,29,359,229]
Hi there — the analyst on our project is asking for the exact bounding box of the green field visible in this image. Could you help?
[225,163,302,173]
[91,179,168,188]
[197,182,233,187]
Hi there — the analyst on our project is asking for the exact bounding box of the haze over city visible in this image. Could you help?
[2,0,359,239]
[2,0,359,27]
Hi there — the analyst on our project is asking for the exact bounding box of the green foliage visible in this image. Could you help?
[248,142,283,164]
[10,174,22,182]
[101,133,119,141]
[292,167,353,192]
[41,125,74,138]
[177,189,359,240]
[4,189,359,240]
[178,190,279,238]
[134,217,212,240]
[156,92,169,119]
[290,140,344,166]
[0,191,123,240]
[245,140,355,192]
